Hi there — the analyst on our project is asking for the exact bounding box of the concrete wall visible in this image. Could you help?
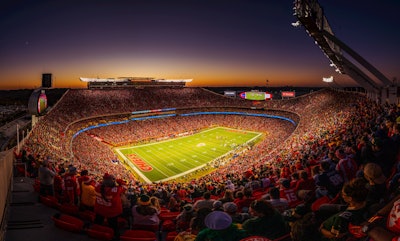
[0,150,14,241]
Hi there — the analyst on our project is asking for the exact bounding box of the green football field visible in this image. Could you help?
[115,127,262,183]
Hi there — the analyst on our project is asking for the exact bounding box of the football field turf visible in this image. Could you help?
[115,127,262,183]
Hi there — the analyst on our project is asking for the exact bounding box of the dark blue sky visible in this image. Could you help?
[0,0,399,89]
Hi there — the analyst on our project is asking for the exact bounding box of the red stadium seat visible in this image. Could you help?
[240,233,292,241]
[40,195,60,209]
[159,211,180,222]
[311,195,331,212]
[59,203,79,216]
[78,210,96,222]
[86,224,114,241]
[166,231,178,241]
[161,219,175,232]
[131,223,159,232]
[33,178,40,192]
[52,213,84,233]
[240,237,272,241]
[120,230,157,241]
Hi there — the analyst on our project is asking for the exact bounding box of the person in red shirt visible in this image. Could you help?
[94,173,124,239]
[236,188,256,213]
[295,170,316,200]
[280,179,302,208]
[63,166,80,205]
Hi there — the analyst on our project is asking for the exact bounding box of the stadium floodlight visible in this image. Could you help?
[291,21,301,27]
[322,76,334,83]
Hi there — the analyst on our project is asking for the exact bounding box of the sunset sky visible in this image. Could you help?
[0,0,399,89]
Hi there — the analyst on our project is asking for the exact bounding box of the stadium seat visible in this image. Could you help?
[240,237,272,241]
[165,231,178,241]
[78,210,96,222]
[131,223,159,232]
[240,233,292,241]
[159,211,180,222]
[52,213,84,233]
[40,195,60,209]
[86,224,115,241]
[33,178,40,192]
[160,219,175,232]
[59,203,79,216]
[120,230,157,241]
[311,195,331,212]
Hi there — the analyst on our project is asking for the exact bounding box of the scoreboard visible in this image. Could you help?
[239,91,272,100]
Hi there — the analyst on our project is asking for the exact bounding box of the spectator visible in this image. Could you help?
[38,159,56,197]
[242,199,289,239]
[291,212,322,241]
[150,196,162,213]
[94,173,124,239]
[236,188,255,213]
[175,204,196,232]
[63,166,80,205]
[361,194,400,241]
[223,202,250,224]
[317,161,344,199]
[190,207,212,235]
[295,171,316,200]
[335,148,358,184]
[265,187,289,213]
[131,194,160,226]
[218,189,234,204]
[80,175,96,211]
[363,162,388,213]
[319,178,369,240]
[280,179,301,208]
[193,192,215,211]
[195,211,247,241]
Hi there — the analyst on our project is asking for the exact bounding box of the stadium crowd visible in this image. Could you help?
[16,87,400,241]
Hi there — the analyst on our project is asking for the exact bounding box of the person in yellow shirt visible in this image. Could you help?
[80,176,96,211]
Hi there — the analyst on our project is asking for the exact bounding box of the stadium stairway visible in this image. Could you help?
[4,177,95,241]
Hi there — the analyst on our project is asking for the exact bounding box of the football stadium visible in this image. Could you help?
[1,1,399,241]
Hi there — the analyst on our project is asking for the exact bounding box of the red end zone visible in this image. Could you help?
[126,154,153,172]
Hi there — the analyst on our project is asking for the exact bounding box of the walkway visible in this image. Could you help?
[4,176,94,241]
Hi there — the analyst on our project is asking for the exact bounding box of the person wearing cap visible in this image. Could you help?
[363,162,389,212]
[131,194,160,226]
[175,204,196,232]
[63,165,80,205]
[195,211,247,241]
[212,201,223,211]
[38,158,56,197]
[223,202,250,224]
[242,199,289,239]
[94,173,124,239]
[80,175,96,211]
